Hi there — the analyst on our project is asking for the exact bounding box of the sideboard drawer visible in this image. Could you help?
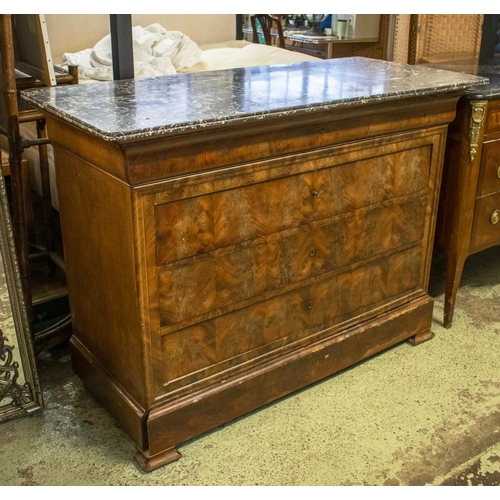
[470,191,500,254]
[477,139,500,197]
[485,102,500,136]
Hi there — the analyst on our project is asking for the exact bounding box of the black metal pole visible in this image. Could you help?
[109,14,134,80]
[236,14,243,40]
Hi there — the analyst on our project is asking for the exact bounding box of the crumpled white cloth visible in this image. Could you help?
[61,23,202,81]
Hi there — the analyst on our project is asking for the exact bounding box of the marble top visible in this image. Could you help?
[423,57,500,100]
[21,56,487,142]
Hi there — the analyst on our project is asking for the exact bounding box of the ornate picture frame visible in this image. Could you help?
[0,159,43,422]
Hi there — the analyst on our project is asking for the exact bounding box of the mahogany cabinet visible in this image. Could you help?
[21,58,485,471]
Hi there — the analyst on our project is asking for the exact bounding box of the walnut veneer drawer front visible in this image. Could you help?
[157,197,427,327]
[470,191,500,254]
[161,246,424,385]
[477,140,500,197]
[154,146,431,266]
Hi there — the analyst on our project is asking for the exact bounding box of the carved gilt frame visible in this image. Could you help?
[0,160,43,422]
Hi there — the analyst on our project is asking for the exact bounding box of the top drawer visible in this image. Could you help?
[154,145,431,265]
[477,139,500,198]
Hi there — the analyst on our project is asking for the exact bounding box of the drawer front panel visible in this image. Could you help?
[485,102,500,136]
[155,146,431,266]
[160,246,423,383]
[158,197,427,326]
[477,140,500,197]
[470,191,500,254]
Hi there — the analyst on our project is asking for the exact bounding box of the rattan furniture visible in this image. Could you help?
[408,15,483,64]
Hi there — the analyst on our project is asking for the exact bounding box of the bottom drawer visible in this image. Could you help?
[470,192,500,254]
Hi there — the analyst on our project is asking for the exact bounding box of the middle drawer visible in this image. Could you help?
[158,196,426,327]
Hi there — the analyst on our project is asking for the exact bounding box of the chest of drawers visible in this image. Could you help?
[22,58,484,471]
[48,98,451,471]
[435,95,500,327]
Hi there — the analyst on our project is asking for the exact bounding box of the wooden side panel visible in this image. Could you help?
[433,97,473,252]
[54,148,148,407]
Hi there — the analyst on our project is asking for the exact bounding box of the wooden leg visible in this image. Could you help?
[407,329,435,346]
[443,254,467,329]
[133,446,182,473]
[37,119,55,253]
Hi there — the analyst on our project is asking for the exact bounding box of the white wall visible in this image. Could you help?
[44,14,236,60]
[16,15,235,208]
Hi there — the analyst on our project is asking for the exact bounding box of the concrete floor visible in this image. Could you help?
[2,247,500,486]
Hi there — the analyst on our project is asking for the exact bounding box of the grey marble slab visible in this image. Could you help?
[21,56,488,142]
[423,57,500,100]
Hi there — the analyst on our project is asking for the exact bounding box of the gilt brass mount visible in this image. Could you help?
[470,100,487,161]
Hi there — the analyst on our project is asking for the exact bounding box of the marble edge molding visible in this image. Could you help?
[21,84,484,143]
[467,87,500,100]
[20,68,488,143]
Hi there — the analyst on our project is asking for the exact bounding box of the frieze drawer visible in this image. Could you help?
[477,139,500,198]
[485,102,500,135]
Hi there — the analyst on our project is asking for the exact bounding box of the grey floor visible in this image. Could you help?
[3,247,500,486]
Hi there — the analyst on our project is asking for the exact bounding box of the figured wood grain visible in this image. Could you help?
[158,198,427,326]
[155,145,431,266]
[160,246,423,382]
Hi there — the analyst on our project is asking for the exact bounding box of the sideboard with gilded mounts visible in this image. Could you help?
[428,58,500,328]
